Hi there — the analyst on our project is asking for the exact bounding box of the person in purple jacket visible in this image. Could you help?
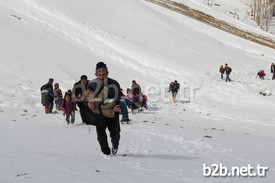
[61,92,77,124]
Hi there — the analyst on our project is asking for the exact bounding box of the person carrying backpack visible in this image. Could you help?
[224,63,232,82]
[169,80,180,103]
[40,78,54,113]
[86,62,122,155]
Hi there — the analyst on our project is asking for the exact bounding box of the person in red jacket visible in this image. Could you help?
[256,70,266,79]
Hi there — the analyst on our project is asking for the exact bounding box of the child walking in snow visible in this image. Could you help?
[53,83,63,111]
[61,92,76,124]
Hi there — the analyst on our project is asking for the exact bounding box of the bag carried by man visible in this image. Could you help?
[85,108,106,126]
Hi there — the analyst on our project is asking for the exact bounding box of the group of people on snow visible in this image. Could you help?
[219,63,232,82]
[220,63,275,81]
[40,78,76,123]
[253,63,275,80]
[40,62,149,155]
[40,60,275,156]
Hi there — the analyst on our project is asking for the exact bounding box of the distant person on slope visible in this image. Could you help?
[224,64,232,82]
[40,78,54,113]
[169,80,180,103]
[219,65,225,80]
[271,63,275,80]
[53,83,63,111]
[256,70,266,79]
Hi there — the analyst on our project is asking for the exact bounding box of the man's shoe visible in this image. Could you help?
[111,148,118,155]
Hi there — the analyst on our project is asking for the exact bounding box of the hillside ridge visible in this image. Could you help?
[145,0,275,50]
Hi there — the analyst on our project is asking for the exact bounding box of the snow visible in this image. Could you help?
[0,0,275,182]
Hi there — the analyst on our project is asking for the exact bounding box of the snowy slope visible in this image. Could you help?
[0,0,275,182]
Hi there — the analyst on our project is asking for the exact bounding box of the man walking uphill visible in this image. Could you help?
[224,63,232,82]
[86,62,121,155]
[73,75,89,124]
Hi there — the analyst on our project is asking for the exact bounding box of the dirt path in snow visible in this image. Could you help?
[145,0,275,50]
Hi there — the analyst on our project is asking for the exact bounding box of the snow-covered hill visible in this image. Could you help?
[0,0,275,182]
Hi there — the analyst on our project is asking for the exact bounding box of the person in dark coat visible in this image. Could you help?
[224,63,232,82]
[73,75,88,124]
[169,80,180,103]
[131,80,142,96]
[271,63,275,80]
[86,62,121,155]
[40,78,54,113]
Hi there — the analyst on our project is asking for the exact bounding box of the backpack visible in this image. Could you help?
[170,82,179,92]
[85,109,106,126]
[228,67,232,73]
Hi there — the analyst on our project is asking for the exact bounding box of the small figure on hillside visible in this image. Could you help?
[169,80,180,103]
[271,63,275,80]
[219,65,225,80]
[53,83,63,111]
[256,70,266,79]
[61,92,76,124]
[40,78,54,113]
[224,63,232,82]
